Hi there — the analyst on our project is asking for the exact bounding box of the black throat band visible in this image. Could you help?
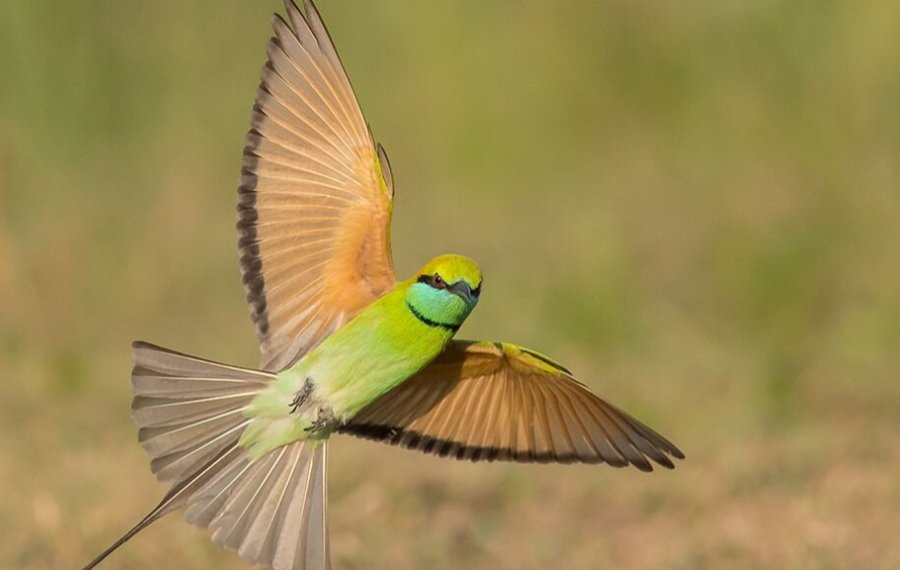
[405,301,460,333]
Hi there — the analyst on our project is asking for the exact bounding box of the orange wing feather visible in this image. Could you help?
[341,341,684,471]
[238,0,396,372]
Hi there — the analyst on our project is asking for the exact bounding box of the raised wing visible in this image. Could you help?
[238,0,396,372]
[340,341,684,471]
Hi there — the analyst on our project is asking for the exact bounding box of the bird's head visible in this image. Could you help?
[405,254,482,329]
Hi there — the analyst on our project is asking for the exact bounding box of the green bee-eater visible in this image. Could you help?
[84,1,684,569]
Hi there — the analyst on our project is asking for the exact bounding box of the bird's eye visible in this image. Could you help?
[431,273,445,288]
[472,282,482,297]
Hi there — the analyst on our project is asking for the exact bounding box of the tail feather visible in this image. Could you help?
[83,342,332,570]
[132,342,269,485]
[195,441,330,570]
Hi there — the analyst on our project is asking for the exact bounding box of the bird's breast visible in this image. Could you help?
[304,296,454,421]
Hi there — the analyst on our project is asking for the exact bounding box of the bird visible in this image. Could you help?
[83,1,684,569]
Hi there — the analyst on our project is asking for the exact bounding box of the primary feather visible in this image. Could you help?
[341,341,684,470]
[238,0,396,372]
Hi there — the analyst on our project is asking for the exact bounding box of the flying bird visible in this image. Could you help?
[84,1,684,569]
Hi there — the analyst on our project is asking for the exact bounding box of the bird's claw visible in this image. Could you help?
[305,406,336,433]
[289,380,313,414]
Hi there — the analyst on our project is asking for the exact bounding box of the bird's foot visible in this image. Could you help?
[289,380,313,414]
[305,406,336,433]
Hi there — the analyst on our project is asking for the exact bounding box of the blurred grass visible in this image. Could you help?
[1,0,900,568]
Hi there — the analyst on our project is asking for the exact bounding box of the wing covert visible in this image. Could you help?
[238,0,396,372]
[340,341,684,471]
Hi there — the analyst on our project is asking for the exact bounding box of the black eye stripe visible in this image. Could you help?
[417,275,482,294]
[417,273,447,289]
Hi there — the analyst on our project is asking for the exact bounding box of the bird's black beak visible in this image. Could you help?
[448,281,475,303]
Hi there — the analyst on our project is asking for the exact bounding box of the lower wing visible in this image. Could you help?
[339,340,684,471]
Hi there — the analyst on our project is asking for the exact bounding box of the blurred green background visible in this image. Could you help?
[2,0,899,568]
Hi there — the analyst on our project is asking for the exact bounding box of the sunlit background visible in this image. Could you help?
[1,1,899,568]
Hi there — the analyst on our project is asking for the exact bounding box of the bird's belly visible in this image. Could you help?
[309,326,449,421]
[310,352,432,422]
